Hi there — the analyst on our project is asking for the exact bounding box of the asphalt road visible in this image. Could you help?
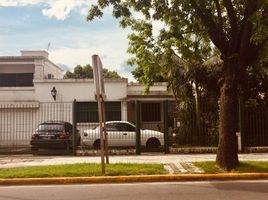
[0,180,268,200]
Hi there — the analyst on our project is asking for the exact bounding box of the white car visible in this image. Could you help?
[82,121,164,149]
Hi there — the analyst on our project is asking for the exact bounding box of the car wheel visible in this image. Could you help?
[146,138,161,148]
[93,139,101,150]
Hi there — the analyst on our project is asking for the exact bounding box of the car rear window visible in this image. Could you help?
[37,124,64,131]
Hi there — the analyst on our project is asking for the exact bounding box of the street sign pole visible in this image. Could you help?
[92,55,109,174]
[96,93,105,175]
[101,99,109,164]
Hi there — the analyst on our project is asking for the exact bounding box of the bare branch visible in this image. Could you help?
[223,0,238,37]
[239,0,259,66]
[190,0,228,54]
[214,0,224,28]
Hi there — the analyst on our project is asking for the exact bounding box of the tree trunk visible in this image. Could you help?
[216,63,239,171]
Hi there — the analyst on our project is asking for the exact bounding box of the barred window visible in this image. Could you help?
[77,102,121,123]
[141,103,161,122]
[0,73,33,87]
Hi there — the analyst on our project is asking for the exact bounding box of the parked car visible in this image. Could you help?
[82,121,164,149]
[30,121,81,151]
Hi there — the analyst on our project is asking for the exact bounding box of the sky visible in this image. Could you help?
[0,0,136,81]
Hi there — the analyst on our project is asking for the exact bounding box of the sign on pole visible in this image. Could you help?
[92,55,109,175]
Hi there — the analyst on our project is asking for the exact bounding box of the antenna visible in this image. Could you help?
[47,42,51,51]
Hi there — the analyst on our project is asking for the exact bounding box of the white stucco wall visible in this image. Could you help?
[0,87,35,102]
[33,59,44,80]
[43,60,63,79]
[0,78,128,102]
[0,78,128,147]
[20,50,63,80]
[0,78,172,147]
[21,50,48,59]
[0,80,170,103]
[127,82,168,94]
[34,79,128,102]
[0,64,35,73]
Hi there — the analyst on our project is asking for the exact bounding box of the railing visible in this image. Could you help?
[1,100,268,155]
[243,103,268,147]
[0,102,72,154]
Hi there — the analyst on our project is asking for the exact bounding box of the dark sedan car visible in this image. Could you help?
[30,121,80,151]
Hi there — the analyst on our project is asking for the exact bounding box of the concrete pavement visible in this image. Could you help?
[0,153,218,169]
[1,153,268,168]
[0,153,268,168]
[1,153,268,185]
[1,153,268,174]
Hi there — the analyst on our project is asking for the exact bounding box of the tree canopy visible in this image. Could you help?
[63,64,121,79]
[87,0,267,170]
[88,0,267,85]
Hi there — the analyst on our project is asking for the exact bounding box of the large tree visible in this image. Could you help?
[64,64,121,79]
[88,0,268,170]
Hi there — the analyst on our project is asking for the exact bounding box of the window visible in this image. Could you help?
[0,73,33,87]
[106,123,120,131]
[47,74,54,79]
[116,123,125,131]
[141,103,161,122]
[65,123,73,134]
[109,123,135,132]
[37,124,63,132]
[77,102,99,123]
[77,102,121,123]
[124,123,136,132]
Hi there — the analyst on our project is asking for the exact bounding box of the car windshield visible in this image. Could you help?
[36,124,63,132]
[93,122,139,131]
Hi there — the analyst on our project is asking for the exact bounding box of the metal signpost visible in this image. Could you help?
[92,55,109,175]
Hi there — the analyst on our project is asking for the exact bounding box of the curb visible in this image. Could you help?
[1,173,268,185]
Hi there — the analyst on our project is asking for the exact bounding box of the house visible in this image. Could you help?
[0,50,174,147]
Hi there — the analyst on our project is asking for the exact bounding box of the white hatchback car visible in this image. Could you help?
[82,121,164,149]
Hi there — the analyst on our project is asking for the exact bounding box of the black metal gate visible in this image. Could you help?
[242,103,268,147]
[134,100,170,154]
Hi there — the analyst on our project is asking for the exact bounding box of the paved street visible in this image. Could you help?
[0,181,268,200]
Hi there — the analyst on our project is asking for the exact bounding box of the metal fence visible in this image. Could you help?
[0,100,169,155]
[172,98,219,147]
[0,102,73,154]
[172,99,268,149]
[76,100,169,154]
[1,100,268,155]
[243,103,268,147]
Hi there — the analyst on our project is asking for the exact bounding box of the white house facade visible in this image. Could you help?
[0,51,174,147]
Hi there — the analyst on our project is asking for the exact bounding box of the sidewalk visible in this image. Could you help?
[1,153,268,185]
[1,153,268,173]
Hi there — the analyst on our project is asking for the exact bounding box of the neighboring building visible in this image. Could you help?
[0,50,174,147]
[0,50,63,102]
[0,50,63,84]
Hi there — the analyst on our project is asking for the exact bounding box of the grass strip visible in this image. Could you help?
[0,163,167,179]
[194,161,268,173]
